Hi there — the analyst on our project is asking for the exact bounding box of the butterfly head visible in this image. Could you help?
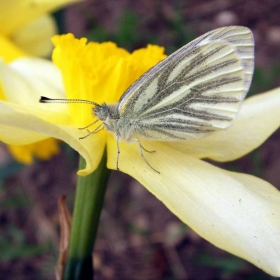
[93,103,110,121]
[94,103,119,120]
[93,103,120,134]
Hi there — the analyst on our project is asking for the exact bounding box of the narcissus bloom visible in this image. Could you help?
[0,0,80,163]
[1,34,280,276]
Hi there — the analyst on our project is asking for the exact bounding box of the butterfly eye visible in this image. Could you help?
[94,104,109,121]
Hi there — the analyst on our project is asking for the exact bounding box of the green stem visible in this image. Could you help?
[64,151,110,280]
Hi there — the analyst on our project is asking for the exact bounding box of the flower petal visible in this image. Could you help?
[0,101,105,175]
[8,138,60,164]
[166,88,280,162]
[107,138,280,276]
[0,57,66,110]
[11,14,57,57]
[0,0,80,36]
[130,44,166,69]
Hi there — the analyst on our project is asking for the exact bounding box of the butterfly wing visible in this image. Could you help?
[118,26,254,141]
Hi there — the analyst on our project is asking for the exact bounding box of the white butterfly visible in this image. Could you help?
[41,26,254,173]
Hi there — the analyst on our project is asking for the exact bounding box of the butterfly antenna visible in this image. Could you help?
[39,96,100,107]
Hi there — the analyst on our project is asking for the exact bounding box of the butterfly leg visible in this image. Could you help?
[140,145,156,153]
[79,119,99,130]
[133,138,160,174]
[79,123,104,139]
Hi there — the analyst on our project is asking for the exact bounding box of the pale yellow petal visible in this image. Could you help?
[107,138,280,276]
[0,0,80,36]
[0,58,67,113]
[11,14,57,57]
[0,101,105,175]
[166,88,280,162]
[0,122,48,144]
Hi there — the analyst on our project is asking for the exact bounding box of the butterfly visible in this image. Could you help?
[40,26,254,173]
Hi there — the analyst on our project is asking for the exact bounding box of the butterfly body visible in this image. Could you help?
[94,103,137,141]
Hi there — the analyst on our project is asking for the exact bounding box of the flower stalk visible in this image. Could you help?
[64,151,110,280]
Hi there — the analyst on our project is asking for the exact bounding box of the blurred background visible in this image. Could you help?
[1,0,280,279]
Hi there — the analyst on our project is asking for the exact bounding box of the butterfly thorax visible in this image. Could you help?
[93,103,136,141]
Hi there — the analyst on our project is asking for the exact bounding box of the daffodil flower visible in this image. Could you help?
[0,0,80,163]
[1,34,280,276]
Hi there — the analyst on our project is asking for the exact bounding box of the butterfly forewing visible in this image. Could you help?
[118,26,254,141]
